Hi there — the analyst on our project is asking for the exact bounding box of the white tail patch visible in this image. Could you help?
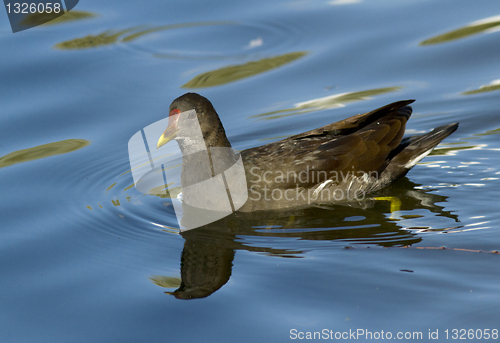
[404,148,434,169]
[313,179,333,197]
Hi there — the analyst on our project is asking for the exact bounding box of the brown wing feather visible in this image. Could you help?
[289,99,414,140]
[242,101,413,189]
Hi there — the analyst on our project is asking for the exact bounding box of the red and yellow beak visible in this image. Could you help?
[156,111,180,149]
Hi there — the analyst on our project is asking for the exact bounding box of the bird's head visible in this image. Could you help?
[156,93,231,150]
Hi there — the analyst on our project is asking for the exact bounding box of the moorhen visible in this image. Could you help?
[156,93,458,212]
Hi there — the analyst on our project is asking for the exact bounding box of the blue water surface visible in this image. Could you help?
[1,0,500,342]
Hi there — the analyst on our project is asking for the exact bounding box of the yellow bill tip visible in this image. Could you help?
[156,128,177,149]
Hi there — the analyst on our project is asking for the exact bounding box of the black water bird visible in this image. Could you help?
[157,93,458,212]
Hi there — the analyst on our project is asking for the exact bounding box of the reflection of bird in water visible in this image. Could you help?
[161,178,460,299]
[157,93,458,211]
[166,239,234,300]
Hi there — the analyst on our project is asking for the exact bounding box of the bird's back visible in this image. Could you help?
[239,101,457,211]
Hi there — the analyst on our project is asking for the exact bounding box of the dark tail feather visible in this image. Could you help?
[381,122,459,182]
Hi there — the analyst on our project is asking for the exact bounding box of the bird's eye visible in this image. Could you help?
[169,109,181,117]
[187,111,196,119]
